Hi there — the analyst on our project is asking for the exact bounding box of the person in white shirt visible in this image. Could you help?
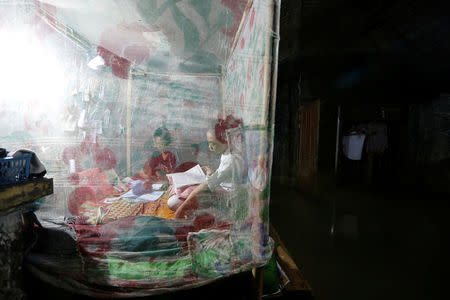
[174,116,243,219]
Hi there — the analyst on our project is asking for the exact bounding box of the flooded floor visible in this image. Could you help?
[270,181,447,300]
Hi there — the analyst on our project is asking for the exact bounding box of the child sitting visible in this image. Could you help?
[136,127,177,183]
[172,115,244,219]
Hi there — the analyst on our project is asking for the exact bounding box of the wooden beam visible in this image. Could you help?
[0,178,53,215]
[269,223,313,298]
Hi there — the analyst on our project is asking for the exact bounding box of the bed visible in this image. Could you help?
[25,164,259,297]
[1,0,280,297]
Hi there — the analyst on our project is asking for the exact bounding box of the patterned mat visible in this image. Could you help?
[78,189,175,224]
[141,190,175,219]
[102,199,144,223]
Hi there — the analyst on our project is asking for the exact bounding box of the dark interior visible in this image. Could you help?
[271,0,449,299]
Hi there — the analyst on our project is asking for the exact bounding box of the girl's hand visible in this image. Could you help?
[201,166,214,176]
[174,198,194,219]
[174,182,207,218]
[174,203,186,219]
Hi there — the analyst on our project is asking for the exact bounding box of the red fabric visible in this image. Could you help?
[67,168,116,216]
[175,225,196,242]
[68,216,136,257]
[220,0,247,38]
[97,46,131,79]
[76,168,115,198]
[143,151,176,181]
[68,187,96,216]
[214,114,243,144]
[62,136,116,172]
[193,213,215,230]
[173,161,197,173]
[94,148,117,171]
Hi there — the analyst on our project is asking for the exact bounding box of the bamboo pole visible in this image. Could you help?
[126,69,132,176]
[221,66,226,117]
[130,70,220,78]
[255,0,279,267]
[261,0,275,127]
[226,0,254,71]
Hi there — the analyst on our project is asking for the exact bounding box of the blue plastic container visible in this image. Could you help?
[0,154,31,185]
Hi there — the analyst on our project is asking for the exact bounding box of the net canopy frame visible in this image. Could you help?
[0,0,280,297]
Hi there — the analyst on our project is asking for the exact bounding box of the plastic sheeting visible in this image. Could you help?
[0,0,280,297]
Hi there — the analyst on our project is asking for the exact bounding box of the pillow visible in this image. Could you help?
[167,181,198,200]
[76,168,115,201]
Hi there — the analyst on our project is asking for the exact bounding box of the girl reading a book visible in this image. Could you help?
[137,127,177,183]
[172,115,244,219]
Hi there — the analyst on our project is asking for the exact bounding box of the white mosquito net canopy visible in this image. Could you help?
[0,0,280,297]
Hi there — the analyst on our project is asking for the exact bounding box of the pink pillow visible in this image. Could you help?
[176,184,198,200]
[167,182,198,200]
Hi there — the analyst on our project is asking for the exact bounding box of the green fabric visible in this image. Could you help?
[192,249,222,278]
[263,253,280,294]
[189,230,232,278]
[107,257,192,280]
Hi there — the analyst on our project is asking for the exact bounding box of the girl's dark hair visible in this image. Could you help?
[214,115,243,144]
[154,127,171,146]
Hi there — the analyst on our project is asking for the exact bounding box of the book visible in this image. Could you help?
[120,180,164,203]
[166,164,206,189]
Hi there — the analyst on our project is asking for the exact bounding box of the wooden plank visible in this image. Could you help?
[0,178,53,214]
[269,223,313,297]
[252,266,265,300]
[298,100,320,193]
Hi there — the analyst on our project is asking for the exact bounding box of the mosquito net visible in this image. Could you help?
[0,0,280,297]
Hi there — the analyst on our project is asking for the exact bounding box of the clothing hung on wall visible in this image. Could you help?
[342,134,366,160]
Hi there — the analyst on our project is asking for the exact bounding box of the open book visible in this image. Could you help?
[118,180,164,203]
[166,164,206,189]
[120,186,164,203]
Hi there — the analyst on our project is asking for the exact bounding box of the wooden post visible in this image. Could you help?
[126,69,132,177]
[269,223,313,298]
[252,266,264,300]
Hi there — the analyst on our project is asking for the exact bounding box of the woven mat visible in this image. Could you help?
[141,190,175,219]
[102,199,144,223]
[77,190,175,224]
